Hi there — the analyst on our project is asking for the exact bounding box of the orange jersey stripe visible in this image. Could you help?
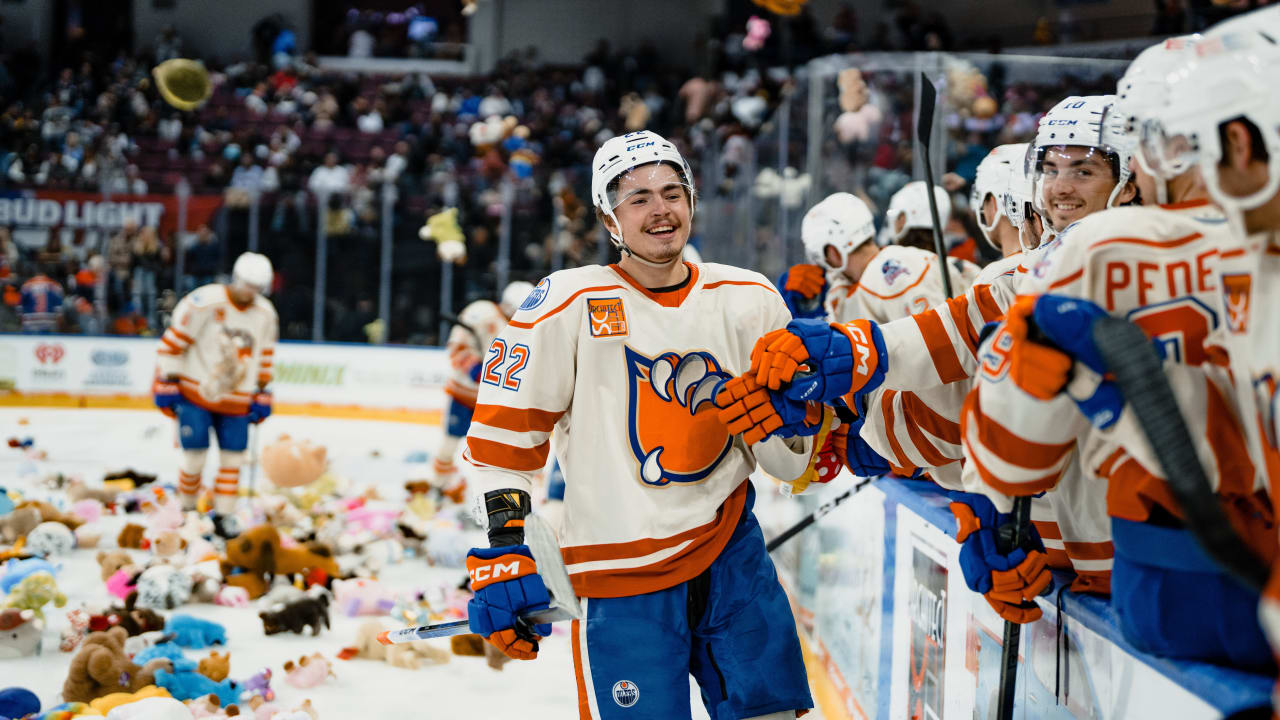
[973,285,1004,323]
[965,391,1074,471]
[947,295,978,357]
[914,307,968,383]
[703,279,783,295]
[466,436,549,472]
[1087,231,1203,252]
[1062,540,1115,560]
[472,404,564,434]
[567,482,747,598]
[169,327,194,344]
[1049,268,1084,291]
[159,336,183,353]
[901,391,961,445]
[508,285,625,329]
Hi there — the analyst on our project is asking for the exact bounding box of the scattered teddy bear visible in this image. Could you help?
[0,608,43,657]
[118,523,148,549]
[15,500,84,530]
[68,478,122,506]
[0,507,41,544]
[199,650,230,682]
[167,615,226,648]
[62,626,173,703]
[97,551,138,582]
[258,596,329,636]
[345,620,447,669]
[221,526,338,600]
[3,570,67,620]
[25,521,75,557]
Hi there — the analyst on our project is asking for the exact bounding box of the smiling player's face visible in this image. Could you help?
[607,163,692,264]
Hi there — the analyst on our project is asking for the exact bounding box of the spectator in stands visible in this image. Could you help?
[35,148,75,187]
[18,264,63,333]
[154,25,183,63]
[104,164,147,195]
[230,153,265,193]
[132,225,164,326]
[106,219,137,308]
[355,97,385,133]
[184,223,219,292]
[308,151,351,196]
[0,227,17,281]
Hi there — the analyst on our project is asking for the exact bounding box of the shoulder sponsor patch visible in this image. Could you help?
[587,297,628,338]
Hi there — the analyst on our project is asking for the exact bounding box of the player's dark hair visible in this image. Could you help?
[1217,115,1270,164]
[898,228,937,253]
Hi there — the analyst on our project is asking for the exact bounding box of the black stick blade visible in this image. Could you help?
[917,73,937,143]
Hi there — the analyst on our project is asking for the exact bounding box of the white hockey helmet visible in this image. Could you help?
[1029,95,1133,211]
[1141,21,1280,217]
[1114,36,1200,203]
[800,192,876,271]
[1004,147,1045,252]
[590,130,696,263]
[499,280,534,318]
[970,143,1027,250]
[885,181,950,243]
[231,252,273,295]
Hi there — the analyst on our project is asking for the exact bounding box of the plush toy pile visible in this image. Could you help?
[0,428,529,720]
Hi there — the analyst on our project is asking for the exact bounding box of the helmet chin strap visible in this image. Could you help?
[617,239,684,269]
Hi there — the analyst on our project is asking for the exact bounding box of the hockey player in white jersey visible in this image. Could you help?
[462,130,831,719]
[433,280,533,503]
[971,143,1032,258]
[153,252,278,535]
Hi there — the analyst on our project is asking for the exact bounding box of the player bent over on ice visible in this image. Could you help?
[153,252,278,538]
[462,130,840,719]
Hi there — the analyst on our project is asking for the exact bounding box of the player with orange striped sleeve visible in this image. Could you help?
[432,280,532,502]
[965,32,1278,666]
[152,252,277,536]
[462,131,830,720]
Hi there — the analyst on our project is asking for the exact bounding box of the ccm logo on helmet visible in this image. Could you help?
[469,561,522,583]
[1045,119,1078,126]
[626,141,656,151]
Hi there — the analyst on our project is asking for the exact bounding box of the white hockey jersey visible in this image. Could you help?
[962,201,1274,583]
[156,284,278,415]
[844,245,983,324]
[464,262,802,599]
[444,299,508,409]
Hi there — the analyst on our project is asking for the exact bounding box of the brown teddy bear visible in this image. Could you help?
[199,650,230,681]
[0,507,41,544]
[62,626,172,703]
[117,524,147,549]
[349,620,448,669]
[221,526,338,599]
[97,550,137,582]
[16,500,84,530]
[261,435,328,488]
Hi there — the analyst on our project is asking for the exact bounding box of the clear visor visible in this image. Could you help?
[1033,145,1118,185]
[606,162,695,211]
[1138,119,1199,181]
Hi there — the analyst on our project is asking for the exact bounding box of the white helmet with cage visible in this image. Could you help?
[800,192,876,271]
[1029,95,1133,211]
[590,130,696,266]
[885,181,951,243]
[499,281,534,318]
[1004,147,1045,252]
[970,143,1027,250]
[1114,36,1200,203]
[231,252,273,295]
[1139,18,1280,218]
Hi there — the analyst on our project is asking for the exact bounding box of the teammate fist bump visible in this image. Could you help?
[949,493,1051,624]
[466,545,552,660]
[779,264,828,319]
[749,318,884,405]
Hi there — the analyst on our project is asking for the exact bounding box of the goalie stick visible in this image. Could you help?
[1091,315,1269,591]
[378,513,582,645]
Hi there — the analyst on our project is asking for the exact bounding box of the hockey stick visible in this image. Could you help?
[378,514,583,644]
[1092,316,1268,591]
[766,475,874,552]
[916,73,955,299]
[994,495,1033,720]
[440,312,480,342]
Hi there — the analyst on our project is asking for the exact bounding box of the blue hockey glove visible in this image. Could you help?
[777,264,828,319]
[466,545,552,660]
[1007,295,1127,429]
[153,376,182,418]
[948,492,1052,624]
[247,392,273,424]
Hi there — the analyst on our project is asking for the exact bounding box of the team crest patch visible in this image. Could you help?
[881,258,909,285]
[214,308,226,323]
[1222,273,1252,333]
[588,297,629,338]
[624,347,732,486]
[520,278,550,311]
[612,680,639,707]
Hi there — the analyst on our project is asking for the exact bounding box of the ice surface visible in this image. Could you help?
[0,408,731,719]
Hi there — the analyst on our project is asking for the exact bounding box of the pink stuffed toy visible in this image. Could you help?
[282,653,333,688]
[106,568,136,600]
[214,586,250,608]
[343,505,400,536]
[71,499,104,524]
[743,16,771,52]
[332,578,397,617]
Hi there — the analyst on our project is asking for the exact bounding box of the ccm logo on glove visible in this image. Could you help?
[467,554,536,588]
